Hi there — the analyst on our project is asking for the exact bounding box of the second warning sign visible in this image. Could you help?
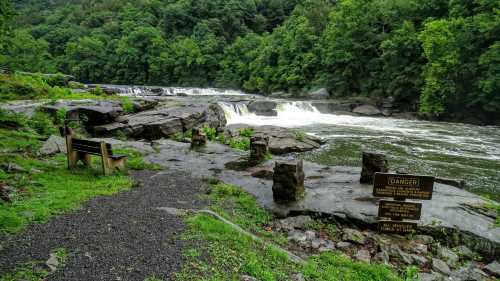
[378,200,422,220]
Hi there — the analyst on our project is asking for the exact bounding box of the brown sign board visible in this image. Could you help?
[373,173,434,200]
[378,221,417,234]
[378,200,422,220]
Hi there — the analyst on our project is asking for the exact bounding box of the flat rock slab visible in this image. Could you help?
[226,124,325,154]
[146,140,500,256]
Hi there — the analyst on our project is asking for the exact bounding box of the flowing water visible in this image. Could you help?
[219,101,500,201]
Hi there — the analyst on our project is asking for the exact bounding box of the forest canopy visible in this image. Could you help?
[0,0,499,121]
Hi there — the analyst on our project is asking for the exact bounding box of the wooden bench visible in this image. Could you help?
[65,134,127,175]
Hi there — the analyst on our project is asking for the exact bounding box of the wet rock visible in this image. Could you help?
[451,265,489,281]
[413,235,434,245]
[94,104,226,139]
[337,242,352,249]
[435,177,466,189]
[250,168,274,180]
[432,258,452,275]
[311,238,322,249]
[360,151,388,184]
[307,88,330,100]
[39,135,67,155]
[419,272,442,281]
[272,160,305,203]
[288,230,307,243]
[305,230,316,240]
[319,241,336,252]
[132,99,159,112]
[484,261,500,276]
[373,251,390,264]
[388,244,413,264]
[355,249,371,263]
[247,100,277,116]
[226,125,324,155]
[454,245,474,259]
[437,247,459,266]
[191,128,207,148]
[352,104,382,116]
[276,216,313,231]
[411,254,428,266]
[342,228,366,245]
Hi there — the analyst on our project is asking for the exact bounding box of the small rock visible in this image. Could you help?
[292,273,305,281]
[453,245,474,259]
[305,230,316,240]
[352,104,382,116]
[39,135,67,155]
[355,249,371,263]
[311,238,322,249]
[0,184,14,203]
[342,228,366,245]
[1,163,26,173]
[437,247,459,267]
[156,207,188,216]
[411,254,428,266]
[373,251,390,264]
[419,272,442,281]
[388,244,413,265]
[413,235,434,245]
[451,265,489,281]
[288,230,307,243]
[46,253,59,272]
[484,261,500,276]
[432,258,451,276]
[240,275,258,281]
[336,242,353,249]
[409,242,428,255]
[276,215,313,231]
[319,240,335,252]
[30,168,43,174]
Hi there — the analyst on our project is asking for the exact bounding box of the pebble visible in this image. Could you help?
[355,249,371,263]
[432,258,451,276]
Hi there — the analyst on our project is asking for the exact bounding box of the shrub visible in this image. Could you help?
[202,125,217,141]
[239,127,254,138]
[45,73,68,87]
[229,137,250,150]
[120,97,135,113]
[0,109,27,128]
[28,111,57,135]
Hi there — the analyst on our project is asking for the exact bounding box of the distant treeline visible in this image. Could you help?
[0,0,499,122]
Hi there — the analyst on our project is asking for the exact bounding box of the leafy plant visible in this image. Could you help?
[120,96,135,113]
[202,125,217,141]
[229,137,250,151]
[239,127,255,138]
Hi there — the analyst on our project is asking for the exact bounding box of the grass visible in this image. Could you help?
[0,127,155,234]
[176,183,405,281]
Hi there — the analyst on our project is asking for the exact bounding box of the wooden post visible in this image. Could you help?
[100,142,110,176]
[66,134,78,169]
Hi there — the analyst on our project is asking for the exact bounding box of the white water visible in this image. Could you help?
[90,84,246,96]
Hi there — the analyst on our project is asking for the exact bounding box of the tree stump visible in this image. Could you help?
[360,151,388,184]
[191,128,207,148]
[272,160,305,203]
[250,136,269,164]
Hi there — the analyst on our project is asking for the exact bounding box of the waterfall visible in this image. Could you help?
[88,84,247,96]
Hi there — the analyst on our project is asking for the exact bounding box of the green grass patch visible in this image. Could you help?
[0,127,155,234]
[176,183,405,281]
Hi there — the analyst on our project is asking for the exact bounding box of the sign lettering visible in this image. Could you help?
[378,221,417,234]
[378,200,422,220]
[373,173,434,200]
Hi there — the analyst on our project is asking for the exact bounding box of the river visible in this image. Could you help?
[110,85,500,201]
[219,101,500,201]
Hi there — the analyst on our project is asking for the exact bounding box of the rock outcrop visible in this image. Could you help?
[94,103,226,140]
[247,100,277,116]
[307,88,330,100]
[352,104,382,116]
[226,124,325,155]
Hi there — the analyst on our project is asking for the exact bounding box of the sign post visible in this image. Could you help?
[373,173,434,234]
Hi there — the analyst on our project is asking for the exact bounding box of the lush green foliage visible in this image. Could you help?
[3,0,500,122]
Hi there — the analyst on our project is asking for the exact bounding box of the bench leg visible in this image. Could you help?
[68,151,79,169]
[79,152,92,166]
[109,158,127,171]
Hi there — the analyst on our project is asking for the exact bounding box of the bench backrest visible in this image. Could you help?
[72,138,113,156]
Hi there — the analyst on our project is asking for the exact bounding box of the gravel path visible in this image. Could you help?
[0,170,209,281]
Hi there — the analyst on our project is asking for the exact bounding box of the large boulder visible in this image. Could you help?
[39,135,67,155]
[307,88,330,100]
[247,100,278,116]
[225,124,325,155]
[352,104,382,116]
[94,103,226,140]
[41,100,124,126]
